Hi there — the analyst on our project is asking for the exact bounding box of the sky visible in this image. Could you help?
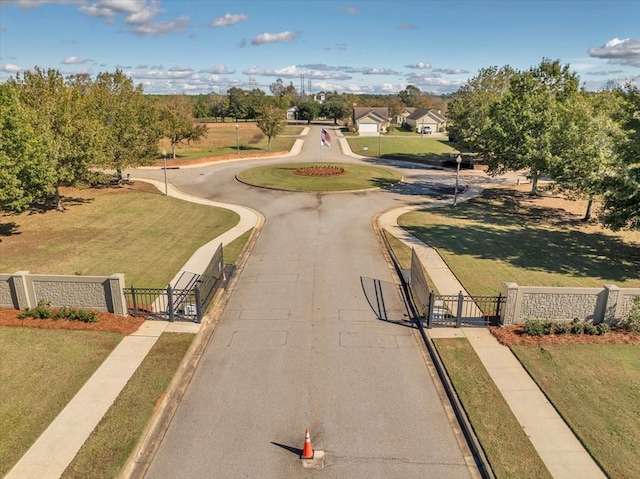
[1,0,639,96]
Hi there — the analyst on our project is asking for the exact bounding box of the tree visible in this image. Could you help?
[13,67,103,210]
[159,95,207,158]
[91,70,162,180]
[269,78,297,110]
[398,85,423,108]
[549,91,621,220]
[226,87,249,121]
[256,107,285,150]
[207,93,228,122]
[246,88,267,120]
[297,99,321,124]
[483,59,580,194]
[321,95,351,125]
[0,82,56,212]
[600,85,640,230]
[446,65,514,149]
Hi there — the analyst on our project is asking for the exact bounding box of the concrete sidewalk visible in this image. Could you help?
[377,203,606,479]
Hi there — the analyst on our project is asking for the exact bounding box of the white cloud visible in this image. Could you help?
[211,13,248,28]
[405,62,432,70]
[131,15,188,35]
[432,67,469,75]
[343,67,399,75]
[199,65,235,74]
[14,0,83,8]
[243,65,351,80]
[588,37,640,68]
[61,56,91,64]
[251,31,299,45]
[0,63,22,72]
[342,7,360,15]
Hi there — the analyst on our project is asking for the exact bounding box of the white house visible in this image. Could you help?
[352,107,390,135]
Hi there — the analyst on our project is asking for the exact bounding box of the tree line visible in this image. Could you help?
[446,59,639,230]
[1,63,638,230]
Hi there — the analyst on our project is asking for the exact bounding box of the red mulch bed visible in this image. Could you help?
[490,325,640,346]
[0,308,145,335]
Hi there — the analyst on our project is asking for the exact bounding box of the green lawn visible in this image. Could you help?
[512,344,640,479]
[433,338,552,479]
[397,188,640,296]
[237,162,402,191]
[0,184,241,288]
[0,328,123,477]
[61,332,194,479]
[346,136,458,161]
[163,124,302,160]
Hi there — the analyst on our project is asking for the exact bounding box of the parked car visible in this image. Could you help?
[417,125,432,134]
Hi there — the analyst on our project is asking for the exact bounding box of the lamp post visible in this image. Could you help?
[420,121,424,138]
[453,155,462,206]
[162,149,168,196]
[235,123,239,154]
[378,130,382,158]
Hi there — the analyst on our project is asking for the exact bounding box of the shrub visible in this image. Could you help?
[550,321,571,335]
[617,297,640,333]
[18,301,99,323]
[523,319,545,336]
[18,299,53,319]
[583,322,598,335]
[570,318,584,335]
[596,323,610,335]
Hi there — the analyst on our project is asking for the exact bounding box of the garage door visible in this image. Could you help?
[358,123,378,133]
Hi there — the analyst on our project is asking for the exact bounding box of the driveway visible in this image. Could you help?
[131,126,487,478]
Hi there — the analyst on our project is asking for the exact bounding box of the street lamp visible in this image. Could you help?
[235,123,239,154]
[453,155,462,206]
[378,130,382,158]
[162,149,168,196]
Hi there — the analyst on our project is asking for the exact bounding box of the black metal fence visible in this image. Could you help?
[124,244,225,323]
[425,291,504,328]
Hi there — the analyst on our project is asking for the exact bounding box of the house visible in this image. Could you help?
[286,106,298,120]
[395,107,416,125]
[405,109,447,133]
[352,107,390,135]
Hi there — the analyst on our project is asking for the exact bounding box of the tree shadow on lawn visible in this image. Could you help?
[402,222,640,283]
[0,222,19,241]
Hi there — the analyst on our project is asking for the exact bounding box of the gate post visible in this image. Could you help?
[456,291,464,328]
[195,287,202,324]
[427,291,435,329]
[167,285,175,322]
[130,285,138,317]
[495,293,503,325]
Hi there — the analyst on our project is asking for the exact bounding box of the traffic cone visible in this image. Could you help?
[301,428,314,459]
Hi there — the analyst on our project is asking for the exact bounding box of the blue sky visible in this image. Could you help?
[1,0,639,95]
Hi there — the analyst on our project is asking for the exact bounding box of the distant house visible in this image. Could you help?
[405,109,447,133]
[352,107,390,135]
[395,107,416,125]
[286,106,298,120]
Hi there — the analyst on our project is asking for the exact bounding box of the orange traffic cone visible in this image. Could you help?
[301,428,314,459]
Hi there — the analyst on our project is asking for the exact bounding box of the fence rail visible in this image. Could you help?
[124,285,202,322]
[426,291,504,328]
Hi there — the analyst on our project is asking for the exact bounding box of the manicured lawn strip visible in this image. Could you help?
[432,338,552,479]
[397,191,640,296]
[61,332,194,479]
[0,185,240,288]
[161,124,301,160]
[511,344,640,479]
[382,230,412,270]
[237,162,402,191]
[0,328,123,477]
[346,136,457,160]
[223,229,253,265]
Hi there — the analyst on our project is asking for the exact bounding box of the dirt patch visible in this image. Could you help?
[0,308,145,335]
[293,165,346,177]
[490,325,640,346]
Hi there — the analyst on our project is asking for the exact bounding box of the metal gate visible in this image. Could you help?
[425,291,504,328]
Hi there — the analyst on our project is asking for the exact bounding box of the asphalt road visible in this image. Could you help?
[132,126,483,478]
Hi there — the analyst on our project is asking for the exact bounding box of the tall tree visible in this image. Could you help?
[321,95,351,124]
[13,67,102,210]
[600,84,640,230]
[297,99,321,124]
[159,95,207,158]
[256,106,285,150]
[0,82,56,212]
[398,85,423,108]
[483,59,580,194]
[549,91,621,220]
[446,65,514,149]
[246,88,267,120]
[91,70,162,180]
[226,87,249,121]
[207,93,229,122]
